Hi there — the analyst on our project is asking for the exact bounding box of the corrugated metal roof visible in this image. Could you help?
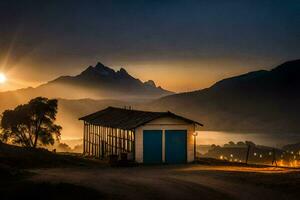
[79,106,203,130]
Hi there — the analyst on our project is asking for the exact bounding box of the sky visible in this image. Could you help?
[0,0,299,92]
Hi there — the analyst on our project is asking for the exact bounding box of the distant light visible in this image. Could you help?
[220,155,224,160]
[254,152,257,156]
[230,154,233,157]
[269,152,272,155]
[0,73,6,83]
[259,154,262,158]
[192,132,198,137]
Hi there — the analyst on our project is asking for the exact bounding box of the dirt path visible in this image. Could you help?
[29,165,300,200]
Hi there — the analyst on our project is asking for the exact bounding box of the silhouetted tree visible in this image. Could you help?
[0,97,61,148]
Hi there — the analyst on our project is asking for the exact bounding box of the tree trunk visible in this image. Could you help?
[33,119,42,148]
[33,134,38,148]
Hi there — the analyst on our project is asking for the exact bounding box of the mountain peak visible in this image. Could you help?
[95,62,106,68]
[48,61,173,98]
[144,80,156,87]
[272,59,300,74]
[80,62,115,77]
[118,67,128,74]
[94,62,115,74]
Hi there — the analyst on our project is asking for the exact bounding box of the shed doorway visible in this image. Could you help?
[165,130,187,164]
[143,130,162,164]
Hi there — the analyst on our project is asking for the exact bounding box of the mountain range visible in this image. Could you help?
[148,59,300,132]
[0,62,172,108]
[0,59,299,139]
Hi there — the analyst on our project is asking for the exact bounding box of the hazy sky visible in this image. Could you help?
[0,0,299,92]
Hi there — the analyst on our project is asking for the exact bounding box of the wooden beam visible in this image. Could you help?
[96,125,99,158]
[93,125,95,156]
[88,124,90,155]
[126,130,130,152]
[98,126,102,158]
[83,122,86,155]
[91,124,94,156]
[132,129,135,160]
[110,127,113,155]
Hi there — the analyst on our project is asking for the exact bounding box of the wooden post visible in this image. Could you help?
[105,126,107,157]
[89,124,93,156]
[122,129,125,152]
[99,126,101,158]
[118,129,121,155]
[96,125,99,158]
[127,130,130,152]
[94,125,97,157]
[106,127,109,156]
[106,128,111,155]
[91,125,94,156]
[132,130,135,160]
[272,148,277,167]
[114,128,117,155]
[110,127,113,155]
[83,122,86,155]
[103,127,106,157]
[93,125,96,157]
[194,134,196,161]
[93,125,95,157]
[87,124,91,156]
[95,125,97,157]
[245,144,251,164]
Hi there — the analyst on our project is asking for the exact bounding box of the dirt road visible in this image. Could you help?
[30,165,300,200]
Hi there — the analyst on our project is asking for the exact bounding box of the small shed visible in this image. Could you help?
[79,107,203,164]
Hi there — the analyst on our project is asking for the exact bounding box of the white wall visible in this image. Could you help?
[134,117,196,163]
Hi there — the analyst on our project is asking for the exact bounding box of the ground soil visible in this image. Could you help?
[29,165,300,200]
[2,144,300,200]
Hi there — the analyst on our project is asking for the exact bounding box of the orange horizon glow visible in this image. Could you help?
[0,58,276,93]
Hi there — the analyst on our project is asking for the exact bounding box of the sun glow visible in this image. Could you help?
[0,73,7,83]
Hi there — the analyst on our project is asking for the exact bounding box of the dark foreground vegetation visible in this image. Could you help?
[0,141,104,169]
[0,142,106,200]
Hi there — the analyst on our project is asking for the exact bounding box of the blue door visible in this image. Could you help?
[143,130,162,164]
[165,130,187,164]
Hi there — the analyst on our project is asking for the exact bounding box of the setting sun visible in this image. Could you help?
[0,73,6,83]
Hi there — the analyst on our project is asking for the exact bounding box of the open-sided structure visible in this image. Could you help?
[79,107,202,164]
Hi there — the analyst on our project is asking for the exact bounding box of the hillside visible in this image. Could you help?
[148,59,300,132]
